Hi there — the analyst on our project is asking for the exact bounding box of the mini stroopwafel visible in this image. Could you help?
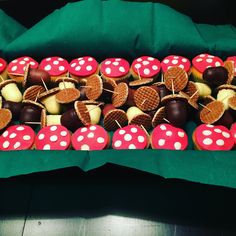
[85,74,103,100]
[200,100,225,124]
[151,106,166,128]
[112,82,129,108]
[164,66,188,92]
[0,108,12,130]
[129,113,152,130]
[103,109,128,131]
[55,88,80,104]
[183,81,199,103]
[129,78,153,88]
[23,85,46,101]
[228,96,236,110]
[224,60,234,84]
[74,101,91,126]
[134,86,160,111]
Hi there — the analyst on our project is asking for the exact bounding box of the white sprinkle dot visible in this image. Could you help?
[30,62,35,66]
[124,134,132,141]
[158,139,165,146]
[75,66,81,71]
[166,131,172,136]
[14,142,21,149]
[142,61,149,65]
[50,126,57,131]
[200,54,206,57]
[179,64,184,69]
[113,62,119,66]
[138,136,145,143]
[202,130,212,136]
[3,141,10,149]
[182,58,187,63]
[105,61,111,65]
[143,68,150,75]
[46,58,51,61]
[86,65,92,71]
[50,135,58,142]
[90,126,97,131]
[214,128,222,133]
[215,62,221,67]
[16,126,25,131]
[97,137,105,143]
[148,57,154,61]
[160,125,166,130]
[173,56,179,59]
[206,124,213,128]
[44,65,51,71]
[137,58,142,62]
[178,131,185,138]
[87,132,94,138]
[203,138,213,145]
[5,132,15,141]
[2,131,9,137]
[81,127,87,132]
[79,60,85,65]
[119,66,125,73]
[134,63,141,69]
[38,134,45,140]
[60,141,67,147]
[12,60,18,63]
[23,135,31,141]
[174,142,182,150]
[60,131,67,137]
[172,59,178,65]
[131,127,137,133]
[196,58,203,62]
[24,57,29,61]
[129,144,136,149]
[43,144,51,150]
[71,63,76,68]
[152,65,158,70]
[115,58,121,61]
[11,65,17,71]
[58,58,64,61]
[222,131,230,138]
[163,59,169,64]
[19,61,26,65]
[105,67,111,74]
[119,129,126,135]
[88,58,93,62]
[77,135,84,142]
[53,60,59,65]
[206,58,213,63]
[78,58,83,61]
[59,66,65,71]
[114,140,122,148]
[216,139,224,146]
[81,144,90,150]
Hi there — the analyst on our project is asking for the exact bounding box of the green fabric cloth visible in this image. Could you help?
[4,0,236,61]
[0,9,26,57]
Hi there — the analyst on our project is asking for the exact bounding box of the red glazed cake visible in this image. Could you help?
[69,56,99,82]
[112,125,149,150]
[100,58,130,83]
[130,56,161,81]
[0,58,7,80]
[7,56,38,83]
[35,125,71,150]
[39,56,69,82]
[151,123,188,150]
[0,125,35,151]
[71,125,109,150]
[192,124,234,150]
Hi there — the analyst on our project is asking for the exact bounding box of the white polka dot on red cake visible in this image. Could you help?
[72,125,109,150]
[192,53,223,73]
[0,125,35,151]
[0,58,7,73]
[131,56,161,78]
[151,124,188,150]
[39,56,68,76]
[112,125,148,150]
[194,124,234,150]
[69,56,98,77]
[35,125,71,150]
[100,58,130,78]
[8,56,38,74]
[161,55,190,73]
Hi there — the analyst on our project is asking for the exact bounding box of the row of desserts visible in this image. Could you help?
[0,123,235,151]
[1,54,236,84]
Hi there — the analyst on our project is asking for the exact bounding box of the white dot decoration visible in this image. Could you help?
[9,133,17,139]
[216,139,224,146]
[97,137,105,143]
[50,135,58,142]
[128,144,136,149]
[158,139,165,146]
[124,134,132,141]
[43,144,51,150]
[81,127,87,133]
[174,142,182,150]
[119,130,126,135]
[14,142,21,149]
[203,138,213,145]
[81,144,90,150]
[38,134,45,140]
[60,141,67,147]
[138,136,145,143]
[166,131,172,136]
[114,140,122,148]
[23,135,31,141]
[160,125,166,131]
[50,126,57,131]
[202,130,212,136]
[222,132,230,138]
[77,135,84,142]
[178,131,185,138]
[3,141,10,149]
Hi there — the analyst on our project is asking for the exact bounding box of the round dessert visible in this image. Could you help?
[193,124,234,150]
[230,123,236,146]
[191,53,223,81]
[161,55,191,74]
[130,56,161,80]
[35,125,71,150]
[0,125,35,151]
[39,56,69,82]
[151,123,188,150]
[7,56,38,83]
[112,125,149,150]
[69,56,99,82]
[71,125,109,150]
[0,58,7,80]
[100,58,130,83]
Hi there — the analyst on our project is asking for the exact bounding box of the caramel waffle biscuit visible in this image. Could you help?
[0,108,12,130]
[74,101,91,126]
[23,85,45,101]
[112,82,129,108]
[55,88,80,104]
[224,60,234,84]
[151,107,166,128]
[85,74,103,100]
[129,113,152,130]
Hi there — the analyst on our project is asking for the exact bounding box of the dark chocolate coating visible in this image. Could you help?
[60,108,83,132]
[19,105,42,128]
[27,68,51,87]
[126,88,136,107]
[165,99,188,127]
[215,110,234,129]
[203,66,228,87]
[3,101,23,121]
[100,81,114,103]
[78,87,88,101]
